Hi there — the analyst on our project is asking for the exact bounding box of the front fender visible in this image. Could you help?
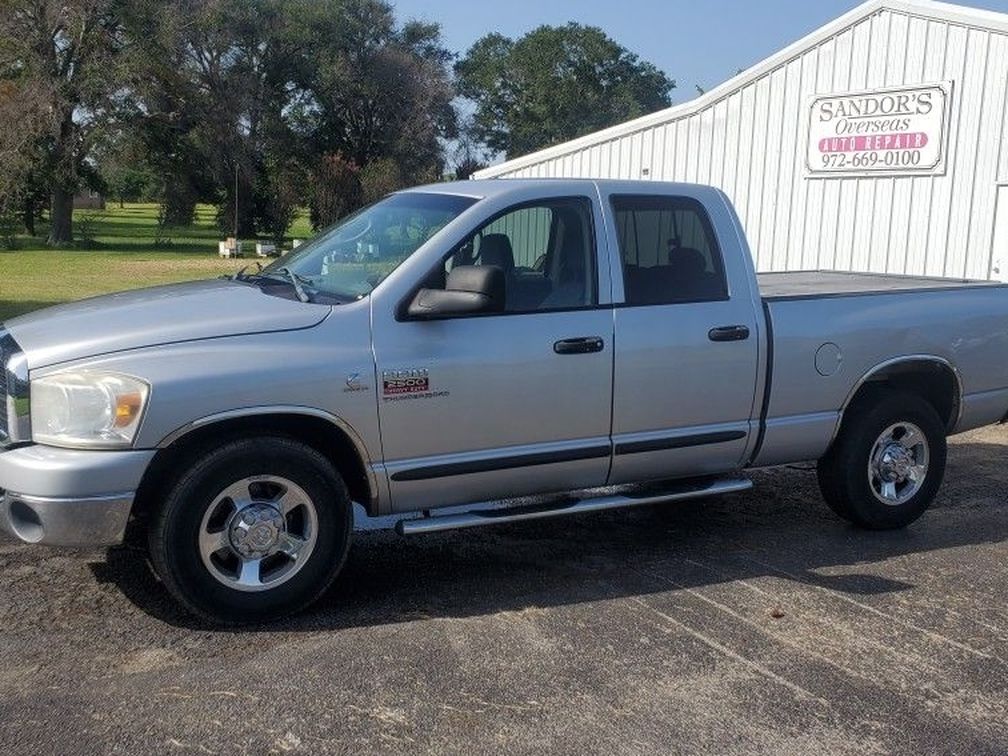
[30,304,381,470]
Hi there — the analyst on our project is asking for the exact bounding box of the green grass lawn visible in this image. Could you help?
[0,203,314,321]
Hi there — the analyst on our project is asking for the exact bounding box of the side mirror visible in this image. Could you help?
[406,265,505,319]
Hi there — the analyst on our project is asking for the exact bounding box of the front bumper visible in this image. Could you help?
[0,445,156,546]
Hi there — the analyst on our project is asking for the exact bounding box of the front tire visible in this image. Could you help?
[149,437,352,624]
[817,388,946,530]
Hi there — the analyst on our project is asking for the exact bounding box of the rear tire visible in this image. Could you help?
[816,388,946,530]
[149,437,352,624]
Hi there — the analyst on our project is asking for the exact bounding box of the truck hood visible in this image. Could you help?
[5,279,331,369]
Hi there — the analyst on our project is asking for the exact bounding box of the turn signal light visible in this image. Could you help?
[114,392,143,428]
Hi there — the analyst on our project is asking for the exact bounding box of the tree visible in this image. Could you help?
[450,116,491,180]
[125,0,455,236]
[456,23,675,159]
[310,152,361,230]
[0,0,125,245]
[293,2,455,220]
[260,158,303,247]
[360,158,403,206]
[121,0,302,235]
[0,77,54,241]
[92,126,155,206]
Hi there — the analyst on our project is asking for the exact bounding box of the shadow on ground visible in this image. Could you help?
[90,438,1008,632]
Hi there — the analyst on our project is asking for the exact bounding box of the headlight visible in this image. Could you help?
[31,372,150,449]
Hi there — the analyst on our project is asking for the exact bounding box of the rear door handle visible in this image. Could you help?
[554,336,605,355]
[708,325,750,342]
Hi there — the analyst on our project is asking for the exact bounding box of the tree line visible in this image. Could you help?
[0,0,675,247]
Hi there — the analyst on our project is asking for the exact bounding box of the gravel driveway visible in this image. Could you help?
[2,426,1007,754]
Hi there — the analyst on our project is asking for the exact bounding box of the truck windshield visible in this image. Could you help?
[263,192,478,300]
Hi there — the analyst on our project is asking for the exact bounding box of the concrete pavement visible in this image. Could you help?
[1,426,1007,754]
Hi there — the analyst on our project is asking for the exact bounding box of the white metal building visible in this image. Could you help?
[473,0,1008,281]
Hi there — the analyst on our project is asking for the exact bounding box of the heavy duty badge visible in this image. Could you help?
[382,368,430,396]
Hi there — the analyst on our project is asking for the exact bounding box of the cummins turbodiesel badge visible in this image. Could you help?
[806,83,949,176]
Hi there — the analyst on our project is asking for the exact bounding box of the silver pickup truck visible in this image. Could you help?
[2,179,1008,623]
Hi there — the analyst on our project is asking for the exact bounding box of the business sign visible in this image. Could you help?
[806,83,949,177]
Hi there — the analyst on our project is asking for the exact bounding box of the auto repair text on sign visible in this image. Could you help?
[806,83,949,176]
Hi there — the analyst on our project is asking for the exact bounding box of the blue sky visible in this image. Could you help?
[392,0,1008,104]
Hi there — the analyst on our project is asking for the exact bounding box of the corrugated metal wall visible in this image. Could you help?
[481,206,552,267]
[490,7,1008,280]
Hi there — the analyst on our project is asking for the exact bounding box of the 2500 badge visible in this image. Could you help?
[382,368,430,396]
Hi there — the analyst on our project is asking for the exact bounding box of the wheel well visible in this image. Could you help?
[133,414,375,523]
[845,359,960,432]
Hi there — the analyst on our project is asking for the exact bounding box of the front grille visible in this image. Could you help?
[0,327,28,447]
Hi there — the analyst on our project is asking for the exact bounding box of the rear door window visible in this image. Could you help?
[611,195,729,305]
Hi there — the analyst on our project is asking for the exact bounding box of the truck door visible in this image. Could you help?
[601,189,761,484]
[371,194,615,512]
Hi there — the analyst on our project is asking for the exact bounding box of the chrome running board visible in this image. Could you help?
[395,476,752,535]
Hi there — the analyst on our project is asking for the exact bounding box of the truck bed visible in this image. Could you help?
[758,270,1005,301]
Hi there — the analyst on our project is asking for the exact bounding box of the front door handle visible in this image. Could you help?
[554,336,605,355]
[708,325,750,342]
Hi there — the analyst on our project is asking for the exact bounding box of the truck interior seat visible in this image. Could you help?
[623,247,724,304]
[671,247,726,301]
[480,233,555,311]
[540,212,590,308]
[479,234,515,275]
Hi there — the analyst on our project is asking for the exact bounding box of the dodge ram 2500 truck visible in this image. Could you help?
[2,179,1008,623]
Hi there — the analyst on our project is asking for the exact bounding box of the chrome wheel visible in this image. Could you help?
[198,475,319,592]
[868,422,929,506]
